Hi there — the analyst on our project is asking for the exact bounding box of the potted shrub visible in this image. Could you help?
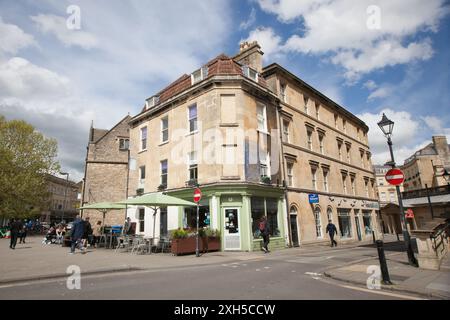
[171,229,197,255]
[157,184,167,191]
[136,188,144,196]
[260,176,271,184]
[185,179,199,187]
[204,228,221,252]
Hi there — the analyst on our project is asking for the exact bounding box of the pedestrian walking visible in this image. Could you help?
[82,217,93,247]
[9,218,23,250]
[259,216,270,253]
[326,220,338,247]
[18,221,27,244]
[69,216,86,254]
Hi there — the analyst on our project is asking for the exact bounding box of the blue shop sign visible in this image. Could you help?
[309,194,319,203]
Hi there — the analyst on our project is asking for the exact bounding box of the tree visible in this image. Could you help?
[0,115,60,219]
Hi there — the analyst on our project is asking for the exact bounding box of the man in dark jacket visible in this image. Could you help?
[70,216,86,254]
[9,218,23,249]
[326,220,338,247]
[259,216,270,253]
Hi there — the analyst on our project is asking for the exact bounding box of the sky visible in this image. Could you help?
[0,0,449,182]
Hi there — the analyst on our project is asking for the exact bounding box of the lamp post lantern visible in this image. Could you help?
[60,172,69,223]
[377,113,418,267]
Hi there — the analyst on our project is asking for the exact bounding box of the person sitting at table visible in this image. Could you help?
[92,220,102,248]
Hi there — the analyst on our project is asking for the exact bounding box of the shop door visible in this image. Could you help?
[355,215,362,241]
[290,215,299,247]
[224,208,240,250]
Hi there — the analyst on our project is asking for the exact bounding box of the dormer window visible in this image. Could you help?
[242,65,258,82]
[145,96,160,109]
[191,66,208,84]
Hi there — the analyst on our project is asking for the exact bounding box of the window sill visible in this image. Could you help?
[138,149,147,154]
[185,130,199,137]
[220,123,239,127]
[257,129,270,136]
[159,141,169,147]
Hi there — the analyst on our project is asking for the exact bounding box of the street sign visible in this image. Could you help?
[405,208,414,219]
[385,168,405,186]
[308,194,319,204]
[193,188,202,203]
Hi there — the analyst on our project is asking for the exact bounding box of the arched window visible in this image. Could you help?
[290,206,297,215]
[314,207,322,238]
[327,207,333,223]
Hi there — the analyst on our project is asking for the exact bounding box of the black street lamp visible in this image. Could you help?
[377,113,418,267]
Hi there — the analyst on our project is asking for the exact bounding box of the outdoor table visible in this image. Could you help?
[144,237,154,254]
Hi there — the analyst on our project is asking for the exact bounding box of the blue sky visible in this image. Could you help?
[0,0,449,180]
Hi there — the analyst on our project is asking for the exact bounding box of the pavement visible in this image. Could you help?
[323,244,450,299]
[1,235,449,299]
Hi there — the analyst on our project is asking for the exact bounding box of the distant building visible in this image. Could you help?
[80,116,131,226]
[41,174,80,223]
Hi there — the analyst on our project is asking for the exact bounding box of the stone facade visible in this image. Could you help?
[81,116,131,226]
[123,42,380,250]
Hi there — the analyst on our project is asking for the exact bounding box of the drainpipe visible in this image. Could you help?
[275,94,292,247]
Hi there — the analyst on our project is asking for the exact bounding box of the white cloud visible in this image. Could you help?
[0,16,36,54]
[367,87,391,101]
[357,108,427,165]
[364,80,377,90]
[0,57,71,101]
[257,0,449,81]
[422,116,450,140]
[240,7,256,30]
[31,14,98,49]
[243,27,282,60]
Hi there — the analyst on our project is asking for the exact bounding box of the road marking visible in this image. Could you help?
[255,269,261,272]
[340,284,426,300]
[305,272,322,276]
[264,267,270,269]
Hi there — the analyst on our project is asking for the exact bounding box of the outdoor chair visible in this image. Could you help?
[155,237,171,253]
[130,235,147,254]
[115,235,132,253]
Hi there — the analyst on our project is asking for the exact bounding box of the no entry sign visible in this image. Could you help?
[193,188,202,203]
[385,168,404,186]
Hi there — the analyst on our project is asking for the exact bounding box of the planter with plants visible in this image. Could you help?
[260,176,271,184]
[157,184,167,191]
[170,228,221,255]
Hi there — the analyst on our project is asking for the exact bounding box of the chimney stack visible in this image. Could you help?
[234,41,264,73]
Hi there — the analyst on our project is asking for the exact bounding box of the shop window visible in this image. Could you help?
[363,211,372,235]
[183,200,209,229]
[338,209,352,238]
[251,197,279,238]
[314,207,323,238]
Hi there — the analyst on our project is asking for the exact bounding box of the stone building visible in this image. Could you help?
[124,41,380,250]
[41,174,80,223]
[80,116,131,226]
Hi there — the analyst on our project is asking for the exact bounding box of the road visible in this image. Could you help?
[0,242,424,300]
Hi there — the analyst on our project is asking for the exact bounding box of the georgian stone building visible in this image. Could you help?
[123,42,379,250]
[80,116,131,226]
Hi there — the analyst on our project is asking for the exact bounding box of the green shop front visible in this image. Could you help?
[168,183,287,252]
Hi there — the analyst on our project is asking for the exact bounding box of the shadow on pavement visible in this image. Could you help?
[357,239,418,253]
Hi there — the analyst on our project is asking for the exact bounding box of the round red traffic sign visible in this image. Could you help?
[193,188,202,203]
[385,168,404,186]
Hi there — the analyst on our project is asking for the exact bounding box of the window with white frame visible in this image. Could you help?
[242,65,258,82]
[161,117,169,143]
[304,95,309,114]
[146,96,159,109]
[160,160,168,186]
[188,151,198,180]
[287,162,294,187]
[191,66,208,84]
[280,83,287,102]
[318,133,324,154]
[139,208,145,232]
[389,191,395,202]
[327,207,333,222]
[283,119,290,142]
[257,104,267,132]
[260,153,269,177]
[140,126,147,150]
[188,104,198,133]
[380,192,386,202]
[351,176,356,195]
[311,167,317,190]
[119,138,129,150]
[323,170,329,192]
[307,129,313,150]
[314,207,323,238]
[342,174,348,194]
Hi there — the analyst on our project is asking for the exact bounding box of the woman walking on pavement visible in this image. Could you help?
[259,216,270,253]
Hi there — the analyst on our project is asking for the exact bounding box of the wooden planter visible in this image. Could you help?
[171,236,221,255]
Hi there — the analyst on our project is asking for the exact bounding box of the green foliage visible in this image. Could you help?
[171,228,189,239]
[204,228,220,238]
[260,176,271,184]
[0,115,60,219]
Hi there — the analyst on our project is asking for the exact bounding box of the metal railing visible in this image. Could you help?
[430,222,449,257]
[402,185,450,199]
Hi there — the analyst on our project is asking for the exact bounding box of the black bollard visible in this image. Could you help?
[372,230,376,244]
[376,240,392,285]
